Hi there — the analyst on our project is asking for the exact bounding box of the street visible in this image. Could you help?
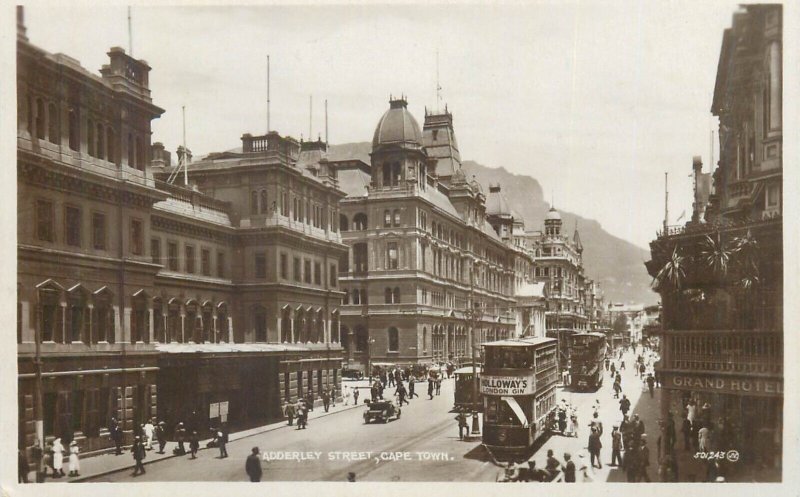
[86,347,659,482]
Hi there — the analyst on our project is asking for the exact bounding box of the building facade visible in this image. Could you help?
[646,5,782,478]
[336,101,528,372]
[17,16,344,456]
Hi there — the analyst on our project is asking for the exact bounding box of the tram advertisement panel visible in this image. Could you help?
[480,375,536,396]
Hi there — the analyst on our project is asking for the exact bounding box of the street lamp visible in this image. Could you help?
[366,337,376,382]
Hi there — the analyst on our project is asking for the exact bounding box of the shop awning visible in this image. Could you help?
[502,396,529,427]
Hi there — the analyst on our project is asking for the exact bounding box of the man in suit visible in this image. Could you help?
[245,447,263,482]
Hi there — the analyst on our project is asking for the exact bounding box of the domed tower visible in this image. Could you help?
[371,96,429,190]
[544,207,562,237]
[486,184,514,239]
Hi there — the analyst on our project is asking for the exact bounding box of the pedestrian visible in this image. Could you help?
[189,431,200,459]
[611,425,623,466]
[577,453,595,482]
[296,400,308,430]
[110,418,123,455]
[43,442,54,479]
[245,447,263,482]
[625,440,639,482]
[322,390,331,412]
[347,472,356,482]
[646,374,655,398]
[588,427,602,469]
[409,377,419,398]
[632,414,645,442]
[143,418,155,450]
[620,415,632,454]
[395,383,409,406]
[544,449,561,480]
[435,377,441,395]
[68,440,80,477]
[589,411,603,436]
[698,423,712,452]
[174,422,186,455]
[681,414,692,451]
[51,438,65,478]
[562,453,576,483]
[619,394,631,417]
[638,435,651,482]
[19,448,31,483]
[330,386,337,407]
[605,357,610,371]
[610,361,616,375]
[428,379,434,400]
[353,387,360,405]
[569,408,579,438]
[286,400,296,426]
[131,436,146,476]
[455,410,469,440]
[306,392,315,412]
[557,407,567,434]
[620,360,626,371]
[613,379,622,399]
[218,423,229,458]
[155,421,167,454]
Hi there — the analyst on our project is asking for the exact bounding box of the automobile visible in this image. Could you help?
[342,368,364,381]
[363,400,401,424]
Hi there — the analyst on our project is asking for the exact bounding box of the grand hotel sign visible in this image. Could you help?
[665,373,783,397]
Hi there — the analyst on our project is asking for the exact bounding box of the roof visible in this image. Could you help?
[153,197,232,227]
[155,342,339,354]
[486,186,513,218]
[483,337,557,348]
[372,98,423,150]
[338,168,371,198]
[545,207,562,221]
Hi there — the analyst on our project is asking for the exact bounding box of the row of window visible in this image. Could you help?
[152,238,226,278]
[253,189,337,232]
[25,94,147,170]
[277,253,337,287]
[34,199,144,254]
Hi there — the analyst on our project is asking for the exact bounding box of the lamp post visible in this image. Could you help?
[33,315,44,482]
[366,337,376,382]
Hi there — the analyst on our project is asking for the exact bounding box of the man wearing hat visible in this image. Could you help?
[562,453,576,483]
[155,421,167,454]
[588,426,603,469]
[637,435,651,482]
[131,436,147,476]
[545,449,561,480]
[611,425,623,466]
[245,447,263,482]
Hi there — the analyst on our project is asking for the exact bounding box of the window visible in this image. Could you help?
[314,262,322,285]
[251,191,258,215]
[393,210,401,227]
[304,260,312,284]
[135,136,145,170]
[131,293,148,343]
[107,127,116,164]
[96,122,105,160]
[167,242,178,271]
[48,102,58,144]
[423,327,428,352]
[293,257,301,282]
[388,327,399,352]
[280,253,288,279]
[393,287,400,304]
[127,133,134,167]
[387,242,398,269]
[217,252,225,278]
[329,264,337,287]
[339,214,349,232]
[432,129,439,141]
[87,212,104,249]
[151,238,161,264]
[65,206,81,247]
[36,200,54,242]
[94,291,114,343]
[353,213,367,231]
[253,305,267,342]
[255,252,266,279]
[385,288,392,304]
[68,108,79,151]
[260,190,268,214]
[67,288,88,343]
[185,245,195,273]
[201,248,211,276]
[88,119,95,156]
[35,98,45,140]
[353,243,368,273]
[384,210,392,227]
[130,219,143,255]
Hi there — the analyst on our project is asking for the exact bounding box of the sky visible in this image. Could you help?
[22,1,742,249]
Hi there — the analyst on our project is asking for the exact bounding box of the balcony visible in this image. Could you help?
[660,329,782,377]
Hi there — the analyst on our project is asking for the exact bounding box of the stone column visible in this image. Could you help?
[227,316,233,343]
[148,308,154,343]
[123,307,132,343]
[180,314,185,343]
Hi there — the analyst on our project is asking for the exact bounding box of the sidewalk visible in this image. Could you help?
[30,395,364,483]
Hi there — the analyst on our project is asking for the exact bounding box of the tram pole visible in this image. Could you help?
[469,273,480,435]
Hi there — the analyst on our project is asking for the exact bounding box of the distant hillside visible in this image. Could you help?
[329,142,657,305]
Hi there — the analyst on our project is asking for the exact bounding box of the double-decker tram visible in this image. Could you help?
[453,366,482,411]
[481,337,558,455]
[568,332,607,390]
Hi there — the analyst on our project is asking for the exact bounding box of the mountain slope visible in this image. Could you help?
[329,142,656,305]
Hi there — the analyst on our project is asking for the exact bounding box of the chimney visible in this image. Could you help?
[99,47,152,100]
[17,6,28,42]
[151,142,166,168]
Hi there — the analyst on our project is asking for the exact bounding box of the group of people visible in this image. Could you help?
[20,437,82,482]
[282,397,312,429]
[498,450,594,483]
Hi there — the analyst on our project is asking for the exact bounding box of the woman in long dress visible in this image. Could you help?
[68,440,80,477]
[143,420,155,450]
[51,438,65,478]
[569,408,580,438]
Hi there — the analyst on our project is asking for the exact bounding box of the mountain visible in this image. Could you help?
[328,142,657,305]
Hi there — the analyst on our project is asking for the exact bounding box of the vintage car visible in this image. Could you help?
[342,368,364,381]
[363,400,401,423]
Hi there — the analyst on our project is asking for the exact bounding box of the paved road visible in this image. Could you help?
[89,347,657,482]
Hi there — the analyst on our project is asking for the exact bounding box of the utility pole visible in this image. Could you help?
[182,106,188,186]
[127,6,133,56]
[267,55,270,133]
[33,314,43,481]
[468,269,481,435]
[663,172,669,234]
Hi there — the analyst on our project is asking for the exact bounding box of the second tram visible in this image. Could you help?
[481,337,558,455]
[568,332,607,390]
[453,366,482,411]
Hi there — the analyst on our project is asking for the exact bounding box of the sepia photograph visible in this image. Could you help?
[7,0,793,490]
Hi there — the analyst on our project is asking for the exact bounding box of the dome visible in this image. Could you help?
[545,207,562,221]
[372,98,423,150]
[486,185,513,218]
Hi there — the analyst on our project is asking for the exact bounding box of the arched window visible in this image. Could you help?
[68,108,79,151]
[353,243,368,273]
[339,214,349,232]
[167,300,181,343]
[253,305,267,342]
[281,307,292,342]
[391,162,401,185]
[260,190,268,214]
[186,301,200,343]
[250,191,258,215]
[131,292,148,343]
[67,286,89,344]
[423,327,428,352]
[393,210,401,227]
[201,302,213,343]
[388,327,399,352]
[384,210,391,227]
[217,302,229,343]
[353,213,367,231]
[393,287,400,304]
[382,163,391,186]
[48,102,58,144]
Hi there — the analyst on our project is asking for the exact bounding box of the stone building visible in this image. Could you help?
[336,100,526,372]
[17,12,343,456]
[646,5,782,478]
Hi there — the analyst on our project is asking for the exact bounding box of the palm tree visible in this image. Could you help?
[699,232,732,282]
[653,245,686,293]
[733,230,760,290]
